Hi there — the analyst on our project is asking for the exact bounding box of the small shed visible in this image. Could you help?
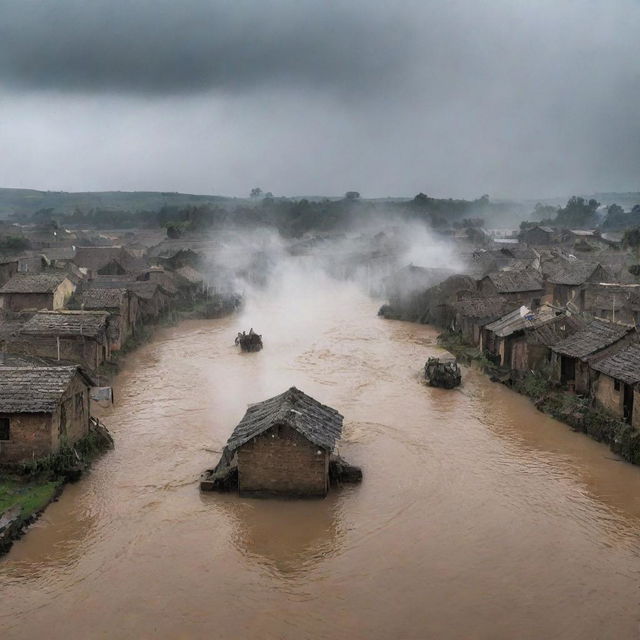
[0,365,94,464]
[217,387,343,497]
[544,261,611,308]
[519,226,558,246]
[550,320,633,394]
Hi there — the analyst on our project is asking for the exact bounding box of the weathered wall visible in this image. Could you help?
[237,424,329,497]
[0,292,53,311]
[52,279,76,310]
[6,335,107,371]
[51,373,90,450]
[0,261,18,288]
[594,373,623,417]
[0,412,52,463]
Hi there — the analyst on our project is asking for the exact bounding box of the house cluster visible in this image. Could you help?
[0,235,216,466]
[386,230,640,430]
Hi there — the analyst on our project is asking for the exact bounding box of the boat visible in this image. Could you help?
[235,328,263,352]
[424,355,461,388]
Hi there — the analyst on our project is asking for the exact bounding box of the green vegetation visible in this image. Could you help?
[0,479,60,518]
[437,331,492,369]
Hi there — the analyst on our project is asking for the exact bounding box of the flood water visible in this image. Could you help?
[2,271,640,639]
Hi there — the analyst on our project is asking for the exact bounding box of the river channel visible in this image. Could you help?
[1,272,640,639]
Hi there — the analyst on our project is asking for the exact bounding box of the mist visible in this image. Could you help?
[1,0,639,198]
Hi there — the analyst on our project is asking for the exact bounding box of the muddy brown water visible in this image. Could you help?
[2,278,640,639]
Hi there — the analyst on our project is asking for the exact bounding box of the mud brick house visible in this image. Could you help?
[0,273,76,312]
[450,296,517,345]
[10,310,110,371]
[591,344,640,426]
[0,365,94,464]
[550,320,634,395]
[0,259,18,288]
[73,246,145,277]
[74,287,139,351]
[543,261,611,308]
[221,387,344,497]
[519,226,558,246]
[477,270,544,307]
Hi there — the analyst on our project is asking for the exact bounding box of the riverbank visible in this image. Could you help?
[438,330,640,465]
[0,293,241,555]
[0,421,113,554]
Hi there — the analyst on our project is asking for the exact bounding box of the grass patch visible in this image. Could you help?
[437,331,492,369]
[0,479,61,518]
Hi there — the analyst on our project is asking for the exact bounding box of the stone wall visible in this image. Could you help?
[237,424,329,497]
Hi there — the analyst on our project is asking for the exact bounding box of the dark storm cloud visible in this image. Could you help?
[1,0,639,197]
[0,0,414,94]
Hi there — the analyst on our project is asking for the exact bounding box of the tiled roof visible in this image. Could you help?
[0,366,87,413]
[485,306,559,338]
[551,319,632,360]
[226,387,343,452]
[592,343,640,385]
[450,296,517,320]
[73,246,145,273]
[0,272,68,294]
[76,287,127,309]
[545,261,608,286]
[21,310,109,338]
[484,270,543,293]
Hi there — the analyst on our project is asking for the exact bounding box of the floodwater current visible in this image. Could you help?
[2,274,640,639]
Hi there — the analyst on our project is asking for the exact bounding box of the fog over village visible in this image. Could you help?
[1,2,640,639]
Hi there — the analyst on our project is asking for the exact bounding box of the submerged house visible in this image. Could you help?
[0,365,94,464]
[207,387,345,497]
[550,320,634,395]
[591,344,640,426]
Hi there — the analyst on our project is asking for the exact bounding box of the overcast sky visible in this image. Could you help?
[0,0,638,199]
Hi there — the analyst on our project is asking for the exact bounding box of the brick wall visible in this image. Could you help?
[237,424,329,497]
[51,373,90,451]
[0,413,52,463]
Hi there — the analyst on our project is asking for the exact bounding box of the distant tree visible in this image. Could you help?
[623,227,640,250]
[555,196,600,228]
[264,192,274,199]
[345,191,360,200]
[165,224,183,239]
[0,235,30,252]
[250,187,263,198]
[532,202,558,220]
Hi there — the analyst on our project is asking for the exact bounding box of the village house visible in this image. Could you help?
[73,246,145,277]
[590,344,640,426]
[550,319,634,395]
[481,305,568,368]
[7,310,111,371]
[519,225,558,246]
[477,270,544,307]
[0,365,94,464]
[450,295,517,346]
[73,287,140,351]
[543,261,611,308]
[216,387,344,497]
[0,273,76,312]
